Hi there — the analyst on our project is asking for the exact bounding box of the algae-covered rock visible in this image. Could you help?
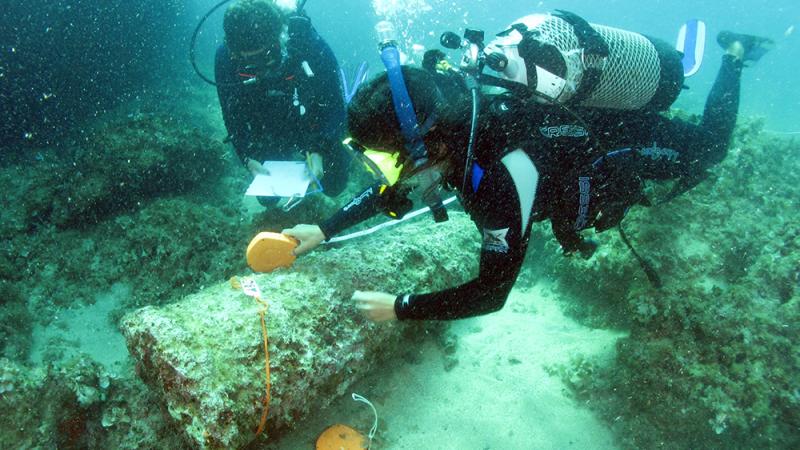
[1,114,228,232]
[0,281,33,360]
[0,358,50,447]
[122,212,480,448]
[0,356,184,449]
[547,124,800,448]
[13,192,251,317]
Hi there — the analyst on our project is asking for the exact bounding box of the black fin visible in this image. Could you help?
[717,31,775,63]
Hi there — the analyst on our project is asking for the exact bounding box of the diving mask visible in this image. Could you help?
[346,138,405,186]
[235,42,285,84]
[346,138,448,221]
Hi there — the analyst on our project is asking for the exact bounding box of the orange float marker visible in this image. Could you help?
[246,232,298,273]
[316,424,367,450]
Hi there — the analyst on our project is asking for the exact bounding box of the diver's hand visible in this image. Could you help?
[352,291,397,322]
[282,224,325,255]
[307,152,324,179]
[247,158,270,177]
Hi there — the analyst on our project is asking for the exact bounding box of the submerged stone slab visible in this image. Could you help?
[121,212,479,448]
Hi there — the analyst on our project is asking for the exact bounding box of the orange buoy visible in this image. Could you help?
[315,424,366,450]
[246,232,298,273]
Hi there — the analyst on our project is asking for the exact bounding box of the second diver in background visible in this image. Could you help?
[215,0,351,209]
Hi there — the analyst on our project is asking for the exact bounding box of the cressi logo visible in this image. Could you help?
[343,187,374,211]
[539,125,589,138]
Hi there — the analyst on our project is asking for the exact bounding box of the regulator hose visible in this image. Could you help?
[461,87,480,192]
[190,0,235,86]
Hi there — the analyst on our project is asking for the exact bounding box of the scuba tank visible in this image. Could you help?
[446,11,685,111]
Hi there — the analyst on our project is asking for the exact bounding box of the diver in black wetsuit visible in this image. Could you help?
[215,0,351,202]
[282,32,771,322]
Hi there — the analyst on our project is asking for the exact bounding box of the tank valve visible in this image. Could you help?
[485,52,509,72]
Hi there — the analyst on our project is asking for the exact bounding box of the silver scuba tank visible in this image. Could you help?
[484,12,684,110]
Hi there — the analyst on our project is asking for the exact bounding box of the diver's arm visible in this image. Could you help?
[395,158,536,320]
[301,29,348,173]
[285,184,410,255]
[307,32,347,143]
[394,254,523,320]
[318,183,410,239]
[215,45,252,165]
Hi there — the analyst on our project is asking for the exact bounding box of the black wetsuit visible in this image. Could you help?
[321,55,743,320]
[215,26,350,195]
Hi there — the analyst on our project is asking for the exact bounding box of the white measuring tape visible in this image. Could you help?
[764,130,800,135]
[323,196,458,244]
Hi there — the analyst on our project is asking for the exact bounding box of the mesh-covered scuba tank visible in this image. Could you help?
[485,11,684,110]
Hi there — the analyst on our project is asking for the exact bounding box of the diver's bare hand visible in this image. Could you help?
[282,224,325,255]
[246,158,270,177]
[352,291,397,322]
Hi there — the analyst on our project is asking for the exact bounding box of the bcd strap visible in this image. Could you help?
[553,10,609,57]
[496,22,531,38]
[478,73,532,98]
[618,224,663,289]
[553,10,609,105]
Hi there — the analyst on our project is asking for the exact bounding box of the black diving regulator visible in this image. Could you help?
[440,29,510,77]
[436,28,516,193]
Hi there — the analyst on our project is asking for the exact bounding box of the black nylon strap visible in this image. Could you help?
[553,10,609,57]
[619,224,663,288]
[553,10,609,105]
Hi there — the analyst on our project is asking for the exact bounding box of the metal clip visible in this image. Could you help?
[280,196,304,212]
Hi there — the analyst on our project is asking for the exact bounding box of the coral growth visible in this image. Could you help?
[0,101,375,447]
[547,121,800,448]
[0,281,33,360]
[0,356,184,448]
[1,114,228,234]
[121,213,478,448]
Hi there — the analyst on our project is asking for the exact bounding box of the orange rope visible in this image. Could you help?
[254,297,271,436]
[230,277,271,437]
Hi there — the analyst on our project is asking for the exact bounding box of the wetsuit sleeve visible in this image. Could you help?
[300,29,346,149]
[296,28,350,195]
[215,45,252,165]
[395,160,536,320]
[318,184,412,239]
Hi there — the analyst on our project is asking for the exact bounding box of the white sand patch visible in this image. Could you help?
[29,282,131,370]
[267,283,625,449]
[676,233,711,259]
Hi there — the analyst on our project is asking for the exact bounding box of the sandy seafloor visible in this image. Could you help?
[265,284,624,450]
[21,209,625,449]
